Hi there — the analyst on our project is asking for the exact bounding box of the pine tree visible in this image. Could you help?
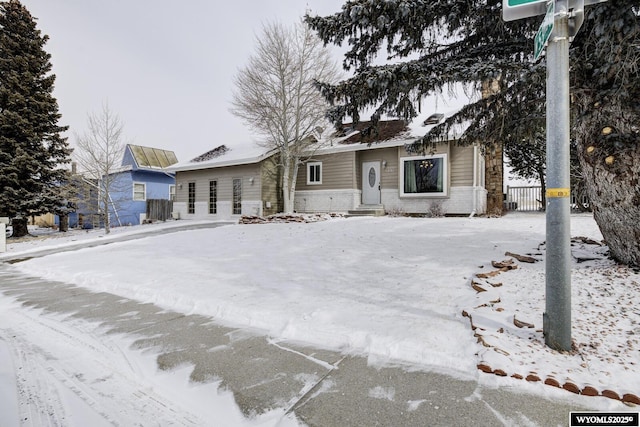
[307,1,640,266]
[0,0,71,237]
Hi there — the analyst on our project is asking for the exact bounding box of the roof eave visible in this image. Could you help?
[169,149,276,172]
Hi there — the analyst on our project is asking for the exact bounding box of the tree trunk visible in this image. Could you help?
[538,166,546,211]
[282,155,293,214]
[10,217,28,238]
[485,142,504,216]
[59,212,69,232]
[576,111,640,267]
[102,196,111,234]
[289,161,300,213]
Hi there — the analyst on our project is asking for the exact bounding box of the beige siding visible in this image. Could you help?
[296,151,356,191]
[175,163,261,207]
[397,142,450,158]
[450,145,474,186]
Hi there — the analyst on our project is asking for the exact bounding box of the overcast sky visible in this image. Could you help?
[21,1,469,163]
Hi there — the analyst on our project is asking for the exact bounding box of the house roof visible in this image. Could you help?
[168,143,274,172]
[189,145,231,162]
[338,120,410,145]
[169,108,467,173]
[125,144,179,170]
[313,108,466,155]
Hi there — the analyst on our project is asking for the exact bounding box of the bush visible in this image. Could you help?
[426,201,445,218]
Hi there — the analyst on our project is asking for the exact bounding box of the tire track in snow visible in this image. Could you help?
[0,301,205,426]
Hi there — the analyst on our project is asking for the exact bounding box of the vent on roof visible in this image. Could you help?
[423,113,445,125]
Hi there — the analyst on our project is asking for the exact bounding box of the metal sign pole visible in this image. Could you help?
[543,0,572,351]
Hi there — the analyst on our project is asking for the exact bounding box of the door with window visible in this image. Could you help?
[362,161,381,205]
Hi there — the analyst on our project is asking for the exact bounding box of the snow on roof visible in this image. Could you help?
[312,107,467,156]
[406,107,468,141]
[169,109,468,172]
[168,142,272,172]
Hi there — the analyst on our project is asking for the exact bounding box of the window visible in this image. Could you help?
[209,180,217,214]
[232,178,242,214]
[169,185,175,201]
[307,162,322,185]
[133,182,146,201]
[400,154,447,197]
[188,182,196,214]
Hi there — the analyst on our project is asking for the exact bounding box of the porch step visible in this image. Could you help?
[346,205,385,217]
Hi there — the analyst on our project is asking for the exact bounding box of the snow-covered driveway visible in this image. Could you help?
[1,213,636,426]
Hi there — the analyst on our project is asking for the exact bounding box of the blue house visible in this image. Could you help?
[66,144,178,228]
[106,144,179,226]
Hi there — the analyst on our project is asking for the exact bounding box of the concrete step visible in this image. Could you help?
[346,205,385,217]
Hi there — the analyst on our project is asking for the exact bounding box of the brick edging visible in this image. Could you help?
[476,362,640,405]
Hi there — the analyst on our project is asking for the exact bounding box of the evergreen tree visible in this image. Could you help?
[307,1,640,266]
[0,0,71,237]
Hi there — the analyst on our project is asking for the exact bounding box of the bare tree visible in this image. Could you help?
[73,102,126,234]
[231,21,340,213]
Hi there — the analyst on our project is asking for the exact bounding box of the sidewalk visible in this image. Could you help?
[0,225,598,426]
[0,265,590,426]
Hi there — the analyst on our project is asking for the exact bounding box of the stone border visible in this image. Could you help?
[465,250,640,406]
[475,361,640,404]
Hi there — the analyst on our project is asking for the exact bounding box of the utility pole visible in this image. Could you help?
[503,0,605,352]
[543,0,572,351]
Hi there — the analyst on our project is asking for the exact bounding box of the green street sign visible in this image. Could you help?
[504,0,608,22]
[534,1,554,61]
[507,0,542,4]
[503,0,546,21]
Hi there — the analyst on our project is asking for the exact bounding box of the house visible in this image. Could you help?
[170,144,281,220]
[170,113,487,219]
[69,144,178,228]
[294,119,487,216]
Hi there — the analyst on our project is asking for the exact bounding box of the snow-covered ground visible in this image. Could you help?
[0,213,638,425]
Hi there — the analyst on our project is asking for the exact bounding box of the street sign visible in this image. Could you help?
[534,1,554,61]
[503,0,546,21]
[503,0,607,21]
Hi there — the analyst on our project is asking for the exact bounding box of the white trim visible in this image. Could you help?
[133,182,146,201]
[306,162,323,185]
[399,154,448,197]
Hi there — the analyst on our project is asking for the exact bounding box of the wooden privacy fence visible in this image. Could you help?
[505,186,590,212]
[146,199,173,221]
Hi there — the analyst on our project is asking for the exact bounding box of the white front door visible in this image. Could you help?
[362,161,381,205]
